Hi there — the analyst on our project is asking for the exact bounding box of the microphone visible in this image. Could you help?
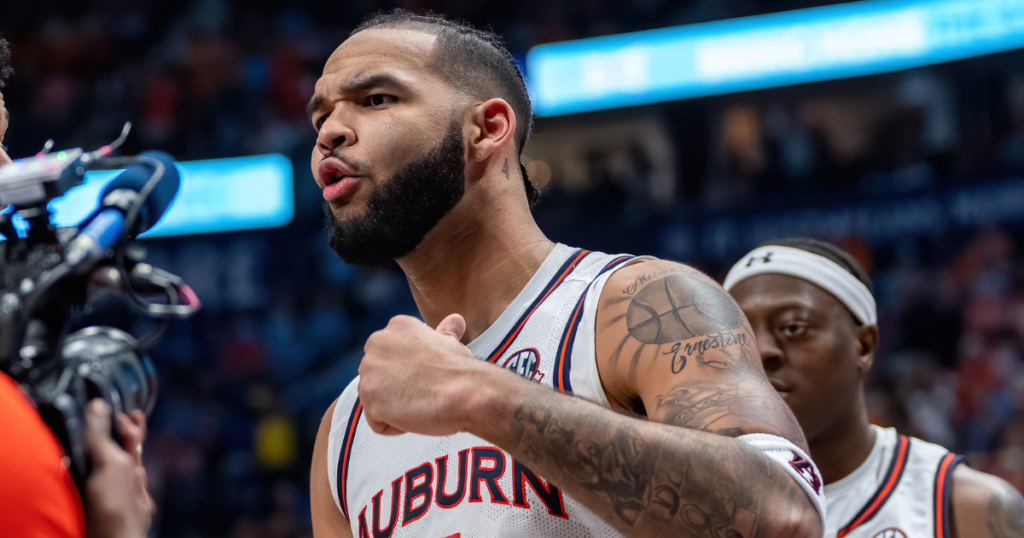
[65,151,181,270]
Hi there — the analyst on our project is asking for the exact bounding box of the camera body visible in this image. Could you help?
[31,327,157,485]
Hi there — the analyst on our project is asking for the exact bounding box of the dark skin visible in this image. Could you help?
[731,273,1024,538]
[309,27,821,538]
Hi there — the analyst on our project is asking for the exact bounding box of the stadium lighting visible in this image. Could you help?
[47,153,294,237]
[527,0,1024,116]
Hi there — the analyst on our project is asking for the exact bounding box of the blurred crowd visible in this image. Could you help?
[5,0,1024,537]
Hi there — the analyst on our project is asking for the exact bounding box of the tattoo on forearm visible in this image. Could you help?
[988,482,1024,538]
[626,275,744,345]
[510,399,812,537]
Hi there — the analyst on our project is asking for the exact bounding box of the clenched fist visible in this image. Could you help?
[358,314,516,438]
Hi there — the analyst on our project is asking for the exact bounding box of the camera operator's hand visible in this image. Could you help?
[84,400,154,538]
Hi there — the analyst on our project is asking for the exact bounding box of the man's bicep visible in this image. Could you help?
[953,465,1024,538]
[596,260,802,439]
[311,399,354,538]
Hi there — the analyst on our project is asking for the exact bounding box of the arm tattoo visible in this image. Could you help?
[510,399,813,537]
[653,382,783,436]
[626,274,744,345]
[988,482,1024,538]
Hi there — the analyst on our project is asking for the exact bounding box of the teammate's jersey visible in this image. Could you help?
[326,244,635,538]
[824,425,963,538]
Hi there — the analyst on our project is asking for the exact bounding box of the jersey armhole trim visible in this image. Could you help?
[933,452,963,538]
[336,398,363,520]
[554,255,635,393]
[837,434,912,538]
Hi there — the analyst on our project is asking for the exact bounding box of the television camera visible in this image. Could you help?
[0,123,199,490]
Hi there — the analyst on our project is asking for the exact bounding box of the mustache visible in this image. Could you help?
[321,151,370,176]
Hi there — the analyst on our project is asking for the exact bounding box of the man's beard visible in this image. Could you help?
[323,121,466,266]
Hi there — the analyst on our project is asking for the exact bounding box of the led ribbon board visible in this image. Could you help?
[48,153,294,237]
[527,0,1024,116]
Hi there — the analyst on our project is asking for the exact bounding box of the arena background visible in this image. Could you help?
[4,1,1024,536]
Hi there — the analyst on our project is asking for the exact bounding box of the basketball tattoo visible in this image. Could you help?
[626,275,744,345]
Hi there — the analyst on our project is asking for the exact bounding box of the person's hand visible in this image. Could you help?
[358,314,510,437]
[83,400,155,538]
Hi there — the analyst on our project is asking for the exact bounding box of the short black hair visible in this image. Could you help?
[0,37,12,89]
[761,237,873,293]
[352,10,538,207]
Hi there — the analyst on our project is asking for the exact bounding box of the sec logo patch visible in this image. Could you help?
[502,348,543,382]
[871,529,907,538]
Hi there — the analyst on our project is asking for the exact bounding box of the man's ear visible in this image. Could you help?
[467,98,516,163]
[854,324,879,375]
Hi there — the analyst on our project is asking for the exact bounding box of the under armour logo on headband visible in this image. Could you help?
[746,252,773,267]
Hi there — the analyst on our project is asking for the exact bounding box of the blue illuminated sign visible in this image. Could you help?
[48,153,294,237]
[527,0,1024,116]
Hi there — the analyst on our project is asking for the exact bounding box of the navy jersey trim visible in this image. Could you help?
[336,398,363,520]
[554,255,635,392]
[933,453,963,538]
[486,249,591,364]
[837,434,912,538]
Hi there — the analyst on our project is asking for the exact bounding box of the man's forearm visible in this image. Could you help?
[468,379,820,538]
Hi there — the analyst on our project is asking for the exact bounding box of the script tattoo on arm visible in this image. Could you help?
[988,481,1024,538]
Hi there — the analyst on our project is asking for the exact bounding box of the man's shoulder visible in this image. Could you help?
[948,464,1024,538]
[952,464,1019,509]
[600,257,721,300]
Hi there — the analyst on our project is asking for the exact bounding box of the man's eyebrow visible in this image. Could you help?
[306,74,408,123]
[306,94,324,123]
[340,73,407,93]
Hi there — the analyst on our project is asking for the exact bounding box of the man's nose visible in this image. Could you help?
[316,108,356,157]
[755,325,785,372]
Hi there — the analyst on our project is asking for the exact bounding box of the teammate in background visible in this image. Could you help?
[725,237,1024,538]
[309,11,825,538]
[0,35,154,538]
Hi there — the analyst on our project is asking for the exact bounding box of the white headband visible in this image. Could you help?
[723,245,877,326]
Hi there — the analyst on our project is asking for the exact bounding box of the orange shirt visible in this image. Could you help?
[0,371,84,538]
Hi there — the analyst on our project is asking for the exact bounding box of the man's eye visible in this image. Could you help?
[314,116,326,131]
[366,94,394,107]
[781,324,806,337]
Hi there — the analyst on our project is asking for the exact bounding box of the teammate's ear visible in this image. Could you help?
[467,98,516,163]
[854,324,879,375]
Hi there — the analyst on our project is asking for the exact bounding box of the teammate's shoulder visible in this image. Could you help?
[952,464,1021,510]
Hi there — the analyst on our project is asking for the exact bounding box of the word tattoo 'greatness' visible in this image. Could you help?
[663,331,748,373]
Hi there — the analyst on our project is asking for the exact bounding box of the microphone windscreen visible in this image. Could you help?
[101,150,181,234]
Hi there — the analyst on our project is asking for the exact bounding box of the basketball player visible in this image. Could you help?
[725,238,1024,538]
[308,11,825,538]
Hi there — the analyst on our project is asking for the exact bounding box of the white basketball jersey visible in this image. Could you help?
[326,244,636,538]
[824,425,963,538]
